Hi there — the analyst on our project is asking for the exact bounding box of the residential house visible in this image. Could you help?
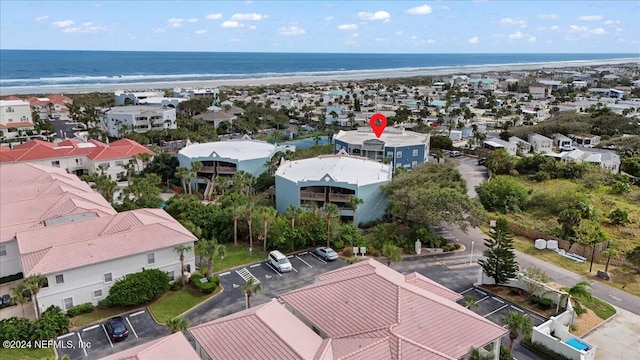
[587,88,624,99]
[484,138,517,156]
[190,259,508,360]
[194,105,244,129]
[557,148,620,173]
[528,133,553,153]
[539,80,564,91]
[275,152,392,224]
[103,105,177,137]
[334,127,430,169]
[529,82,549,99]
[569,134,601,148]
[0,138,154,179]
[553,133,574,150]
[114,90,165,106]
[0,99,34,141]
[509,136,532,154]
[28,94,73,119]
[173,87,220,100]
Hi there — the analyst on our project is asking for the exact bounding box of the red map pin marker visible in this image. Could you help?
[369,113,387,138]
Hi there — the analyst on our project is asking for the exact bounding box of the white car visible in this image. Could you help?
[268,250,292,272]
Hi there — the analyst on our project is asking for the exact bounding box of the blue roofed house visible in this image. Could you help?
[275,151,392,225]
[333,127,430,170]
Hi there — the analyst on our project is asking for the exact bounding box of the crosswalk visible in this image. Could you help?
[235,267,261,284]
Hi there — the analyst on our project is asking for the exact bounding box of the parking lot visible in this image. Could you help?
[57,309,169,360]
[461,287,547,328]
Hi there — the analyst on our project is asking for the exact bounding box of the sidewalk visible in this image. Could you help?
[583,306,640,360]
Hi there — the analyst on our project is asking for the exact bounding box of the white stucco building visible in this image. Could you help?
[103,105,177,137]
[0,99,34,141]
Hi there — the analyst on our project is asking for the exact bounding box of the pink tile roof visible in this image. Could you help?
[0,121,35,129]
[190,299,327,360]
[16,208,196,276]
[0,138,154,163]
[279,259,507,360]
[99,332,200,360]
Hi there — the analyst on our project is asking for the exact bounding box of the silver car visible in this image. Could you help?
[313,247,339,261]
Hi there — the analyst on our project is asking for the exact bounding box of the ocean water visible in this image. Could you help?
[0,50,637,88]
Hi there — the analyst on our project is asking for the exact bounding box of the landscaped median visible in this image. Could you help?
[148,285,221,324]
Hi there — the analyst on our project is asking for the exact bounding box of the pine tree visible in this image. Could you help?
[478,217,517,284]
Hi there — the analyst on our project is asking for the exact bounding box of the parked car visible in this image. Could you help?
[268,250,292,272]
[449,150,462,157]
[105,316,129,341]
[477,157,487,165]
[313,246,339,261]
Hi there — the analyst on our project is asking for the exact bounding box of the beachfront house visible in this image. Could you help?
[114,90,165,106]
[103,105,177,137]
[529,82,549,99]
[0,99,34,142]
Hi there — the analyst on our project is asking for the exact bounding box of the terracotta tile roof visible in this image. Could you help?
[0,121,35,129]
[190,299,326,360]
[280,259,507,360]
[0,138,154,163]
[16,208,196,276]
[404,272,462,302]
[2,96,22,101]
[99,332,200,360]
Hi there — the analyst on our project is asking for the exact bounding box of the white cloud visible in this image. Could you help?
[221,21,243,28]
[405,4,432,15]
[151,28,166,33]
[589,27,606,35]
[248,25,256,30]
[62,23,107,34]
[550,25,560,31]
[604,20,621,25]
[436,6,451,11]
[35,15,48,22]
[358,10,391,22]
[206,13,223,20]
[278,26,305,36]
[528,36,537,42]
[195,29,207,35]
[324,16,333,21]
[508,31,524,40]
[168,18,184,28]
[53,20,74,28]
[188,18,198,23]
[426,39,436,44]
[231,13,266,21]
[468,36,479,44]
[500,17,527,27]
[338,24,358,31]
[352,33,359,38]
[569,25,588,32]
[578,15,602,21]
[537,14,558,20]
[395,30,403,36]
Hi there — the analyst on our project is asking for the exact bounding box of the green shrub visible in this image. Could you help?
[476,176,528,213]
[106,268,169,307]
[531,296,553,309]
[345,257,360,265]
[333,240,344,250]
[521,337,573,360]
[610,180,630,194]
[190,274,219,294]
[0,306,70,342]
[169,279,184,291]
[609,208,629,225]
[65,303,94,317]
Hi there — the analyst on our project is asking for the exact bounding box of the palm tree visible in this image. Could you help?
[231,206,241,245]
[260,207,277,252]
[133,152,152,172]
[166,316,188,333]
[10,283,29,318]
[626,246,640,273]
[322,203,340,247]
[382,242,402,266]
[286,204,302,229]
[24,274,47,319]
[563,281,592,325]
[347,195,363,226]
[434,150,444,164]
[461,295,479,309]
[500,311,533,359]
[244,204,255,251]
[175,167,190,194]
[121,162,136,186]
[467,348,494,360]
[173,244,192,285]
[202,238,225,280]
[242,277,263,309]
[189,161,203,194]
[194,239,207,271]
[603,247,619,274]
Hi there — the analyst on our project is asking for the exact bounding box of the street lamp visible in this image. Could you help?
[469,241,475,265]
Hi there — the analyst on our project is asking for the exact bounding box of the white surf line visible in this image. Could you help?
[484,304,509,318]
[58,332,75,339]
[129,310,145,317]
[460,288,474,294]
[475,296,489,304]
[296,255,313,268]
[219,271,231,276]
[101,324,113,347]
[492,297,505,304]
[77,332,88,356]
[266,262,283,276]
[510,305,525,313]
[83,325,100,331]
[250,264,261,268]
[126,317,138,338]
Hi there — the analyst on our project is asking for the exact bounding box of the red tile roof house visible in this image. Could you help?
[0,138,154,180]
[0,163,197,316]
[27,93,73,118]
[190,259,507,360]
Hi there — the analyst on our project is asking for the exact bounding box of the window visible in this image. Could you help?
[6,107,14,113]
[167,271,175,281]
[51,160,60,168]
[396,151,402,158]
[336,144,341,150]
[115,160,123,166]
[412,161,418,167]
[0,244,6,256]
[412,149,419,156]
[99,163,110,169]
[103,272,113,283]
[75,158,83,165]
[63,297,73,310]
[55,274,64,285]
[387,151,393,158]
[93,290,103,299]
[147,253,155,265]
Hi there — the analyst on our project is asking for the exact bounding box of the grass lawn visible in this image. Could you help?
[205,243,268,274]
[574,293,617,320]
[148,286,219,323]
[0,347,55,360]
[70,306,136,328]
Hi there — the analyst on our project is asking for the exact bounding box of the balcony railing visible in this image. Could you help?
[217,166,237,174]
[328,193,351,202]
[300,191,325,201]
[200,166,216,173]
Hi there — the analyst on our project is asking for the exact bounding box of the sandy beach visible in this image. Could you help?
[1,57,638,96]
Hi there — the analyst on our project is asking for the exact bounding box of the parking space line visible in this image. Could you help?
[298,251,309,255]
[130,310,145,317]
[529,313,546,322]
[101,324,113,348]
[126,317,139,338]
[219,271,231,276]
[265,262,283,277]
[77,332,88,356]
[58,332,75,339]
[296,255,312,268]
[475,296,489,304]
[510,305,525,313]
[291,266,298,273]
[476,290,487,296]
[309,252,327,264]
[250,264,261,268]
[460,288,474,294]
[83,325,100,331]
[492,297,504,304]
[484,304,509,318]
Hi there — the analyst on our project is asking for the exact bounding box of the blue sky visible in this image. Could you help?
[1,1,639,53]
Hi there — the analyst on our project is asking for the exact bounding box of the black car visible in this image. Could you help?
[105,316,129,341]
[477,157,487,165]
